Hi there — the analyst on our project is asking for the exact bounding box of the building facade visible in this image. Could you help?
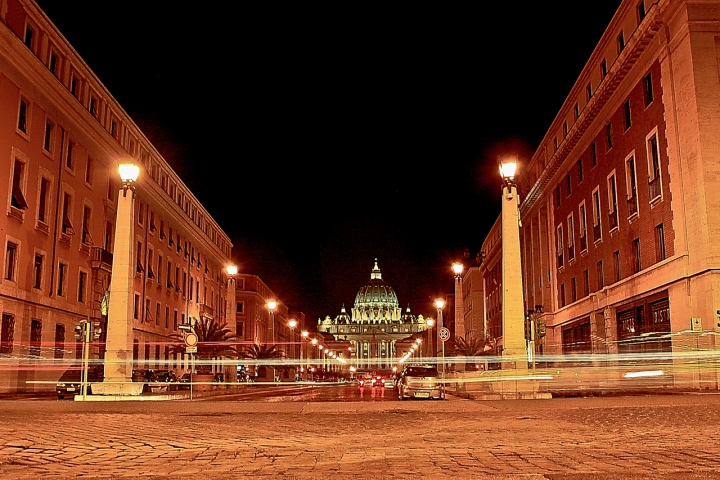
[476,0,720,388]
[318,260,427,369]
[0,0,232,392]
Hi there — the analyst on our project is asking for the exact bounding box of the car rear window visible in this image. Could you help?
[405,367,438,376]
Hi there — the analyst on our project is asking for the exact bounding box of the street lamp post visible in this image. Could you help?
[435,299,446,399]
[288,319,297,373]
[499,157,528,369]
[301,330,308,378]
[426,318,435,358]
[452,263,465,339]
[95,163,142,396]
[267,300,277,344]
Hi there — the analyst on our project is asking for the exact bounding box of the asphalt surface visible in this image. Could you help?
[0,388,719,479]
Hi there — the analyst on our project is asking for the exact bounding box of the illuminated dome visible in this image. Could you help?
[352,259,402,323]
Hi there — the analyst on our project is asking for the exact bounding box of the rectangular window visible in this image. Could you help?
[54,324,65,359]
[557,224,564,268]
[625,154,639,217]
[147,248,155,279]
[11,158,29,210]
[647,131,662,200]
[44,121,53,152]
[145,298,150,323]
[133,293,140,320]
[632,238,641,274]
[577,159,584,183]
[85,157,94,185]
[655,224,666,262]
[89,95,97,118]
[78,271,87,303]
[555,186,562,208]
[66,140,75,171]
[33,253,43,289]
[597,261,605,289]
[165,306,170,329]
[70,75,78,98]
[591,142,598,168]
[38,177,50,224]
[623,100,631,130]
[49,51,58,75]
[104,220,113,251]
[144,343,150,369]
[136,241,144,274]
[24,24,34,49]
[606,122,613,150]
[30,319,42,357]
[61,192,74,235]
[567,214,576,262]
[57,262,67,296]
[1,314,15,354]
[554,137,559,151]
[559,284,566,308]
[157,253,163,284]
[571,277,577,303]
[563,121,568,137]
[618,31,625,53]
[586,83,592,101]
[592,187,602,242]
[173,310,178,331]
[601,59,607,78]
[614,251,621,282]
[574,103,579,120]
[17,98,28,134]
[5,241,18,281]
[566,174,572,196]
[583,269,589,297]
[607,173,619,231]
[637,0,646,22]
[82,205,92,244]
[579,202,588,252]
[643,72,654,106]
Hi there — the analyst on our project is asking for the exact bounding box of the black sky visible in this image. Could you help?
[35,1,621,324]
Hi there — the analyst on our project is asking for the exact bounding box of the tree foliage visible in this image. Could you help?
[169,317,240,364]
[241,344,285,360]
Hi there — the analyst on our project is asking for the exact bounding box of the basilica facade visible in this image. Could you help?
[317,260,427,370]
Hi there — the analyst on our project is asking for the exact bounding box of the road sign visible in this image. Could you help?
[184,333,198,347]
[439,327,450,342]
[185,346,197,354]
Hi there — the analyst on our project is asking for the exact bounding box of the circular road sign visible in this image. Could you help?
[184,333,198,347]
[439,327,451,342]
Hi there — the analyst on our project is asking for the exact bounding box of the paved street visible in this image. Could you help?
[1,392,720,479]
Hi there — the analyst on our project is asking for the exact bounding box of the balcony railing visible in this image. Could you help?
[91,247,113,272]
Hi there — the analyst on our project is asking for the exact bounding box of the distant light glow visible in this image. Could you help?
[624,370,664,378]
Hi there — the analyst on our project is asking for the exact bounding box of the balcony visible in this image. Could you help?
[199,304,214,320]
[91,247,113,272]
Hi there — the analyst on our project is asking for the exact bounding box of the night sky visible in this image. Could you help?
[35,1,620,325]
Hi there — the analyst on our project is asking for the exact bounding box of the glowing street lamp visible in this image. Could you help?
[96,162,142,396]
[426,318,435,357]
[499,155,527,367]
[452,262,465,339]
[435,299,446,399]
[267,300,277,343]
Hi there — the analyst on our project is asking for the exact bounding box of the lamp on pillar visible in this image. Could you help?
[226,264,238,327]
[499,156,527,369]
[452,262,465,339]
[288,319,297,366]
[267,300,277,344]
[425,318,435,357]
[96,162,142,396]
[435,299,446,399]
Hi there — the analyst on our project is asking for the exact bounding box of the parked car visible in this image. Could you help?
[178,373,192,390]
[56,365,104,399]
[397,365,443,400]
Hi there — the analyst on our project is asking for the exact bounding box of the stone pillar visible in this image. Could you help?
[95,187,142,396]
[455,275,465,339]
[501,184,527,365]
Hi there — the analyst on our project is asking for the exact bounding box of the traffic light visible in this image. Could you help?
[92,322,102,340]
[74,324,84,341]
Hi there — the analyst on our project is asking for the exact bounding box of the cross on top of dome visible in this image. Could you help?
[370,258,382,280]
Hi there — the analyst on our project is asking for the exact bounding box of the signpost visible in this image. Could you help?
[181,327,198,400]
[438,327,450,400]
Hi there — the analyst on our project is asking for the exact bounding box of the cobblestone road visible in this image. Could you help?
[1,393,720,479]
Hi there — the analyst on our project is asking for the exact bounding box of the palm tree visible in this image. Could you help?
[241,344,286,380]
[169,317,240,373]
[450,332,486,371]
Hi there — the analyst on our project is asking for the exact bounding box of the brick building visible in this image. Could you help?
[0,0,232,392]
[478,0,720,387]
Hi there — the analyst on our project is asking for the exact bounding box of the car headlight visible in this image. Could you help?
[57,383,66,388]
